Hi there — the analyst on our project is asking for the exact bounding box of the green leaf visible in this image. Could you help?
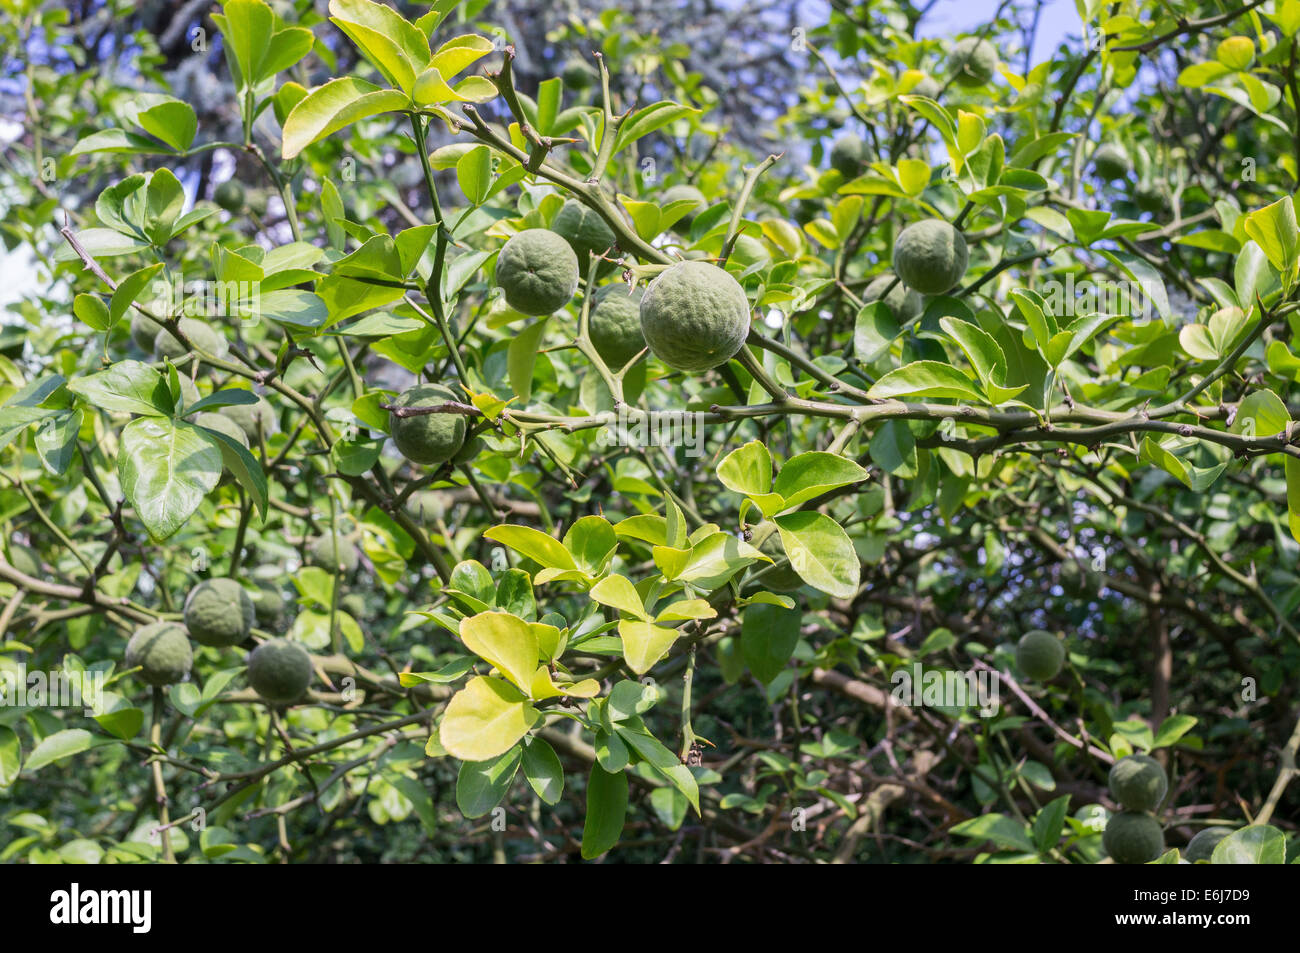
[521,737,564,805]
[1285,457,1300,545]
[613,101,699,154]
[118,417,223,540]
[741,602,801,683]
[1153,715,1198,749]
[1211,825,1286,864]
[716,439,781,513]
[109,264,165,327]
[136,98,197,152]
[456,144,492,206]
[618,620,681,674]
[773,451,870,512]
[867,361,985,402]
[854,300,902,363]
[458,611,540,695]
[616,724,700,813]
[1031,795,1071,853]
[773,511,860,599]
[581,765,628,859]
[455,744,523,817]
[590,574,649,621]
[23,729,112,773]
[0,726,19,787]
[507,319,549,403]
[201,426,269,520]
[73,294,111,332]
[1242,195,1299,288]
[440,676,540,761]
[950,812,1035,852]
[67,361,172,417]
[1231,389,1290,438]
[281,77,408,160]
[484,524,577,571]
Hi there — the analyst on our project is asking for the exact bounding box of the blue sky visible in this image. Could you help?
[920,0,1082,66]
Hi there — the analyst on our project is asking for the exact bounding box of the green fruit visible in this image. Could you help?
[1103,812,1165,864]
[183,577,255,647]
[1185,827,1233,862]
[390,383,467,465]
[864,273,923,322]
[893,219,969,294]
[908,74,942,100]
[247,638,313,704]
[948,37,999,87]
[829,134,868,178]
[220,396,275,441]
[496,229,580,316]
[154,317,228,359]
[307,533,358,573]
[130,312,164,352]
[5,541,40,577]
[551,200,617,267]
[1015,629,1065,681]
[661,184,708,229]
[639,261,751,374]
[452,434,484,465]
[193,411,249,449]
[1108,754,1168,813]
[404,490,445,522]
[214,179,245,212]
[251,584,286,625]
[125,621,192,686]
[340,593,366,618]
[589,284,646,367]
[1092,143,1131,180]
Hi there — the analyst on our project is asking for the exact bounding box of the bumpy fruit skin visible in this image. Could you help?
[1015,629,1065,681]
[194,411,249,449]
[829,134,868,178]
[1186,827,1233,863]
[948,37,998,87]
[125,622,193,686]
[214,179,245,212]
[1092,143,1131,180]
[639,261,752,373]
[247,638,313,704]
[1109,754,1168,813]
[390,383,467,465]
[183,578,254,648]
[496,229,580,316]
[552,200,617,266]
[307,533,358,573]
[1104,812,1165,864]
[155,317,228,359]
[589,284,646,367]
[130,312,164,351]
[220,397,274,441]
[251,584,286,625]
[661,184,707,229]
[864,273,923,322]
[893,219,969,294]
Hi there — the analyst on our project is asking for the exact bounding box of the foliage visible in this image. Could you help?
[0,0,1298,864]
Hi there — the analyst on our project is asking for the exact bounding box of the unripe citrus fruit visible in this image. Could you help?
[661,183,708,229]
[1216,36,1255,71]
[214,179,245,212]
[193,411,249,449]
[1108,754,1168,812]
[552,200,617,267]
[251,583,286,626]
[496,229,580,316]
[247,637,313,704]
[183,578,254,648]
[1185,827,1233,863]
[1091,143,1131,180]
[125,621,192,686]
[154,317,228,359]
[829,134,868,178]
[1015,629,1065,681]
[307,532,358,573]
[589,284,646,367]
[730,233,771,268]
[639,260,752,373]
[130,312,164,351]
[389,383,467,465]
[864,273,923,322]
[893,219,969,294]
[902,70,942,100]
[1103,811,1165,864]
[220,396,275,441]
[404,490,446,522]
[947,37,998,87]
